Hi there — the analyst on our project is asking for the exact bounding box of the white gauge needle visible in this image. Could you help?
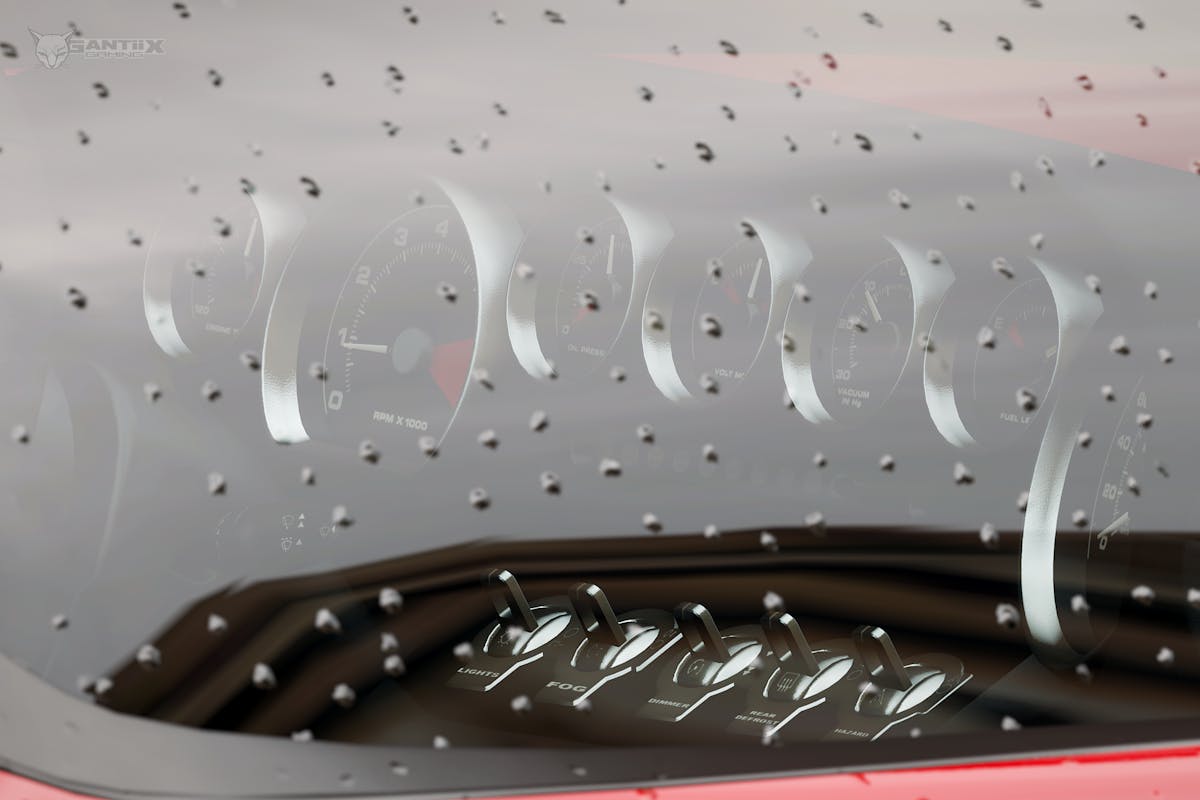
[865,289,883,323]
[1098,512,1130,539]
[606,234,615,275]
[339,327,389,354]
[244,217,260,259]
[746,258,763,301]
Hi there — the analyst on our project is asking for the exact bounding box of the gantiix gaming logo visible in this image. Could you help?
[28,28,165,69]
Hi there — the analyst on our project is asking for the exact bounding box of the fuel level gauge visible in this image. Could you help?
[968,277,1059,442]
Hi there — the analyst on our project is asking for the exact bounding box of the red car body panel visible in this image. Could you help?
[6,745,1200,800]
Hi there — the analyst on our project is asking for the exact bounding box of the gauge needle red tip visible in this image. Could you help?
[430,339,474,407]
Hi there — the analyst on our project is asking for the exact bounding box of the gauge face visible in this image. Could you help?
[552,217,633,374]
[688,238,771,389]
[968,278,1058,442]
[828,257,914,421]
[186,202,266,339]
[321,205,477,447]
[1089,381,1149,568]
[145,194,267,356]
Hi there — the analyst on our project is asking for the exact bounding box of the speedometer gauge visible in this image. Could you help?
[321,208,478,445]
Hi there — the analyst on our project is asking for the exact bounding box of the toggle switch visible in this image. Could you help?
[728,613,859,738]
[637,604,765,722]
[844,626,968,730]
[536,582,680,709]
[448,570,581,692]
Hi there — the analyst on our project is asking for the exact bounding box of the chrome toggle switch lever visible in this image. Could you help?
[637,603,765,723]
[854,625,912,691]
[535,583,680,709]
[829,626,969,741]
[728,612,859,739]
[447,570,581,693]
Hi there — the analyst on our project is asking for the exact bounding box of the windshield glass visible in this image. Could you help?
[2,0,1200,795]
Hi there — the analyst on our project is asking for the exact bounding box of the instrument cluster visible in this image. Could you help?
[139,174,1162,664]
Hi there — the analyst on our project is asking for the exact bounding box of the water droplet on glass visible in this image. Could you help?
[207,472,226,495]
[331,683,356,708]
[695,142,715,162]
[358,439,381,463]
[432,734,451,749]
[609,365,627,383]
[201,380,221,401]
[418,436,439,458]
[887,188,911,209]
[253,662,277,689]
[598,457,622,478]
[136,643,162,670]
[1000,715,1021,731]
[1017,490,1030,512]
[1130,584,1156,606]
[702,443,719,462]
[477,429,499,450]
[332,504,354,527]
[468,487,490,510]
[314,608,342,634]
[980,522,999,549]
[207,613,228,634]
[1036,154,1055,176]
[510,694,532,714]
[51,613,68,630]
[66,287,88,309]
[953,462,974,485]
[992,257,1014,279]
[540,471,561,495]
[642,512,663,533]
[10,424,30,444]
[760,531,779,552]
[636,423,655,444]
[1158,348,1173,364]
[879,453,896,472]
[995,603,1020,630]
[703,524,721,539]
[384,654,406,677]
[699,373,719,394]
[957,195,976,211]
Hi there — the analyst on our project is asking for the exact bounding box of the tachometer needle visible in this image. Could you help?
[339,327,389,354]
[865,289,883,323]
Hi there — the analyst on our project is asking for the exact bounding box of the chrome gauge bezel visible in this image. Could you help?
[506,196,667,382]
[781,237,952,428]
[923,256,1064,451]
[642,218,806,404]
[143,189,305,358]
[260,179,520,454]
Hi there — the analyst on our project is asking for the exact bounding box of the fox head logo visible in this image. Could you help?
[29,28,73,69]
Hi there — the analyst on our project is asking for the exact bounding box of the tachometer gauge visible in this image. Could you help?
[261,179,519,457]
[827,256,914,421]
[144,190,303,357]
[321,207,477,445]
[553,218,634,374]
[688,239,772,387]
